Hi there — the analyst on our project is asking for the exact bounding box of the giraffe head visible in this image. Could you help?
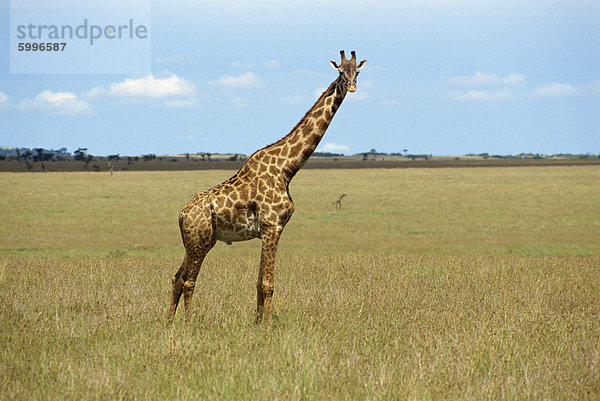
[330,50,367,93]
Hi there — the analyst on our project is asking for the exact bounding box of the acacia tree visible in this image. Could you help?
[73,148,88,161]
[33,148,53,163]
[19,150,34,171]
[74,148,94,171]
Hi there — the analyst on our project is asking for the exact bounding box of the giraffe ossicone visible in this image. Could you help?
[167,50,367,325]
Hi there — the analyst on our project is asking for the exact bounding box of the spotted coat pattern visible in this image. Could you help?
[167,51,366,325]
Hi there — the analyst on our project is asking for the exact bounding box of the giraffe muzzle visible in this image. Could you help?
[347,85,357,92]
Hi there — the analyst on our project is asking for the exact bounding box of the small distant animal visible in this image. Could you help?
[333,194,347,210]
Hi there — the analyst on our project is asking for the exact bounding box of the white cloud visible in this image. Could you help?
[262,59,281,69]
[107,74,196,98]
[210,72,260,88]
[83,87,107,99]
[447,89,516,102]
[532,83,577,98]
[347,90,371,101]
[445,71,523,102]
[3,73,204,114]
[446,78,600,103]
[155,53,190,65]
[319,142,350,154]
[449,72,525,86]
[0,91,9,107]
[83,74,199,108]
[447,90,488,102]
[231,61,255,69]
[18,90,92,115]
[2,89,93,114]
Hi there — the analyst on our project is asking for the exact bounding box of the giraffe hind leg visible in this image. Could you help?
[182,250,213,321]
[167,254,188,325]
[168,249,212,324]
[169,199,216,324]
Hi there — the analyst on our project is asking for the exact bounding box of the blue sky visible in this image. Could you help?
[1,0,599,156]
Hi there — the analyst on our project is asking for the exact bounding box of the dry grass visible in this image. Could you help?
[1,255,598,400]
[1,167,599,399]
[1,167,599,257]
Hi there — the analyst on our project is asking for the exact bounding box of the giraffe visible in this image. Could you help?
[333,193,347,210]
[167,50,367,325]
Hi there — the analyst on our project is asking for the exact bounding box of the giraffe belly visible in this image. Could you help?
[213,209,261,243]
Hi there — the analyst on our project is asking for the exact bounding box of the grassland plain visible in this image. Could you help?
[0,167,599,400]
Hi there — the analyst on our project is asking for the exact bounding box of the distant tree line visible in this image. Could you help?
[1,145,597,169]
[0,146,70,160]
[0,146,251,172]
[313,149,434,161]
[464,152,600,160]
[351,150,599,161]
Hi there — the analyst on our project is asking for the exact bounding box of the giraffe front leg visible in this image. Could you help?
[256,226,282,325]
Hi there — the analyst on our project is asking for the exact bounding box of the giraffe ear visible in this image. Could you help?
[357,60,367,70]
[330,60,341,70]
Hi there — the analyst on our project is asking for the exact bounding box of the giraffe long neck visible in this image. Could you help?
[260,76,347,183]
